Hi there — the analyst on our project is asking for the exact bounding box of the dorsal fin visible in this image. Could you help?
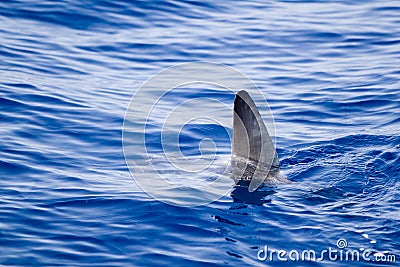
[232,90,279,169]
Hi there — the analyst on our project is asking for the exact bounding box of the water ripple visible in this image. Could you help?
[1,0,399,266]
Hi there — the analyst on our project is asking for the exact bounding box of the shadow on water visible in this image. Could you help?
[230,180,277,206]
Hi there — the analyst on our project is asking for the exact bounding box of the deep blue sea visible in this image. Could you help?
[1,0,399,266]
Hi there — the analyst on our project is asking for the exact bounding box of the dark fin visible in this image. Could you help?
[232,90,279,190]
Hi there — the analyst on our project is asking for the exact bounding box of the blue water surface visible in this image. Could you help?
[1,0,399,266]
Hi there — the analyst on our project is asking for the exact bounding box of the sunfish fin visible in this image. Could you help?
[232,90,279,189]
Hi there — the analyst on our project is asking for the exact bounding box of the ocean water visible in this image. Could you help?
[1,0,399,266]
